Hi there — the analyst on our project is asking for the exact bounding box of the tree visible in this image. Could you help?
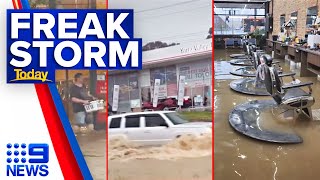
[142,41,180,51]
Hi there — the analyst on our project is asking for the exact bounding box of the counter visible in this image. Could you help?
[267,40,288,59]
[267,39,320,77]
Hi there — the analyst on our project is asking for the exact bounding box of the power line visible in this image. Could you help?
[136,5,210,20]
[142,31,209,42]
[135,0,205,14]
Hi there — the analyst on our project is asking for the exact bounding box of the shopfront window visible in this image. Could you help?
[166,66,178,97]
[109,72,140,112]
[306,6,318,34]
[280,14,286,32]
[178,59,211,107]
[150,65,178,99]
[291,12,298,35]
[214,3,266,35]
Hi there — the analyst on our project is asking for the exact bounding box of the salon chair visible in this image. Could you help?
[263,54,315,119]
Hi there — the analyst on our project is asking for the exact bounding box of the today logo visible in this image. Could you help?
[11,69,50,82]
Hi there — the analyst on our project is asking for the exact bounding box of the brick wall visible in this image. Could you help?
[270,0,319,38]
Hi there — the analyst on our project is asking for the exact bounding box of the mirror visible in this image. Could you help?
[290,12,298,36]
[280,14,286,32]
[306,6,318,34]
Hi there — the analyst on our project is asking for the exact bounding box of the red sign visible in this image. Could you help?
[96,80,106,95]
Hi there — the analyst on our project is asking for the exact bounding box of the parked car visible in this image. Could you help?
[142,97,194,111]
[108,111,212,146]
[182,96,192,108]
[142,98,178,111]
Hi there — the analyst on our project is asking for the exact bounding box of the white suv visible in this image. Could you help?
[108,111,212,146]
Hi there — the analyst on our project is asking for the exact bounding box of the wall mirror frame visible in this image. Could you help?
[306,6,318,34]
[280,14,286,32]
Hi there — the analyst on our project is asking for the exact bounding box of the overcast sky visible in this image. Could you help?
[109,0,212,45]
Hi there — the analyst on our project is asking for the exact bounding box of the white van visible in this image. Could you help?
[108,111,212,146]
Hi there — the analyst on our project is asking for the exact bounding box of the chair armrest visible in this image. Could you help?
[282,82,313,94]
[278,72,296,77]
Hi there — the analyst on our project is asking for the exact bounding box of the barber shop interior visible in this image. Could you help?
[214,0,320,179]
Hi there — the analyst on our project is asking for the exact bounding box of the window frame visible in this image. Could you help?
[109,117,122,129]
[144,113,168,128]
[124,115,142,128]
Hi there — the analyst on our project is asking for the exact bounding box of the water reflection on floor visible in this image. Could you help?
[214,49,320,180]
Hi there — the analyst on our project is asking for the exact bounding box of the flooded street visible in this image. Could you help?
[108,134,212,180]
[214,49,320,180]
[77,131,106,180]
[76,129,212,180]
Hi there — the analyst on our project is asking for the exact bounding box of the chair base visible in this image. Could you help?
[229,59,254,66]
[229,78,270,96]
[229,100,303,144]
[229,54,249,59]
[230,67,256,77]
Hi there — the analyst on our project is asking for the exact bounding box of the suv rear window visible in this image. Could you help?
[125,115,140,128]
[109,117,121,128]
[145,114,167,127]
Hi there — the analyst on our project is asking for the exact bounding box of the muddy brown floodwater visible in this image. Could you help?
[76,131,106,180]
[76,129,212,180]
[214,49,320,180]
[108,133,212,180]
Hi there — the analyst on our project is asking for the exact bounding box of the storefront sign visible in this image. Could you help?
[96,74,106,95]
[150,84,168,99]
[112,85,120,111]
[153,79,160,107]
[96,81,106,95]
[180,43,212,54]
[97,74,105,81]
[177,76,186,106]
[158,85,167,98]
[130,99,141,108]
[178,60,212,87]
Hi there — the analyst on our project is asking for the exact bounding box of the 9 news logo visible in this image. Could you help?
[6,143,49,177]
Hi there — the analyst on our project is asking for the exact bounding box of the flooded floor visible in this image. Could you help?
[214,49,320,180]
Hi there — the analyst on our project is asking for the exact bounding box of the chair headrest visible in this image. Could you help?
[250,45,257,51]
[260,54,273,67]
